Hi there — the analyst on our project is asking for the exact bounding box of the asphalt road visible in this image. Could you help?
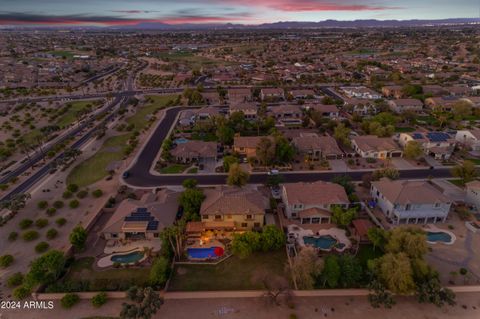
[124,107,454,188]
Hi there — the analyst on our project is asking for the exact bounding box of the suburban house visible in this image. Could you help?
[196,186,268,231]
[271,104,303,127]
[178,110,196,127]
[465,181,480,209]
[170,141,217,163]
[343,98,377,115]
[455,129,480,151]
[371,178,452,224]
[194,106,221,122]
[304,103,340,119]
[229,102,258,120]
[292,133,343,160]
[388,98,423,113]
[351,135,403,159]
[233,135,270,158]
[228,88,251,103]
[260,88,285,101]
[201,92,221,105]
[289,89,316,99]
[399,131,456,160]
[102,189,180,240]
[382,85,404,99]
[340,86,382,100]
[281,181,349,221]
[425,96,467,112]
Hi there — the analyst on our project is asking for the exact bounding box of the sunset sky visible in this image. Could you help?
[1,0,479,26]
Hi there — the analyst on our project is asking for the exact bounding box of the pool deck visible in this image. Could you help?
[424,224,457,245]
[287,224,352,252]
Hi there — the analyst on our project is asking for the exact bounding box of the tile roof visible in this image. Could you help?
[283,181,349,206]
[372,179,450,205]
[352,135,399,152]
[200,186,268,216]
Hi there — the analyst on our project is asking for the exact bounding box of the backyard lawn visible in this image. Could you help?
[168,250,289,291]
[127,94,178,130]
[67,133,130,187]
[160,164,188,174]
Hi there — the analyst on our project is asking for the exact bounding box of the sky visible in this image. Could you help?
[0,0,479,26]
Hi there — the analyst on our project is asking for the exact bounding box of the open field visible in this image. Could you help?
[126,94,178,130]
[169,250,289,291]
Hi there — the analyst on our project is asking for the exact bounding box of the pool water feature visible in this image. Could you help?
[187,246,224,259]
[174,138,189,144]
[303,235,338,250]
[427,231,452,243]
[110,251,144,264]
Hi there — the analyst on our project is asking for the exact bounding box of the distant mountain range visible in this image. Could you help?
[113,18,480,30]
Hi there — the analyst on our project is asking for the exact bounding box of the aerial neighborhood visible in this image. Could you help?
[0,22,480,319]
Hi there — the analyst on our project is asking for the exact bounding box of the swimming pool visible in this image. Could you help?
[427,231,452,243]
[303,235,338,250]
[187,246,224,259]
[174,138,189,144]
[110,251,144,264]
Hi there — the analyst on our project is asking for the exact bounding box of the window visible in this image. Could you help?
[154,233,159,238]
[311,218,320,224]
[434,202,441,208]
[111,233,118,238]
[405,204,411,211]
[227,214,232,219]
[254,222,261,228]
[214,215,222,221]
[246,214,253,220]
[202,215,209,220]
[241,223,248,228]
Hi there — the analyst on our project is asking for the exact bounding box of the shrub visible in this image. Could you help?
[46,207,57,216]
[35,218,49,228]
[37,200,48,209]
[35,242,50,253]
[7,272,24,287]
[56,218,67,226]
[8,231,18,241]
[77,190,88,199]
[13,286,31,300]
[0,254,14,268]
[22,230,39,241]
[69,200,80,209]
[91,292,107,308]
[53,200,64,209]
[46,228,58,240]
[61,293,80,309]
[149,256,170,286]
[19,218,33,229]
[0,183,8,191]
[67,184,79,193]
[92,189,103,198]
[62,190,73,199]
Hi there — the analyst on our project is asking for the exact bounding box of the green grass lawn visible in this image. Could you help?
[447,179,465,188]
[67,134,130,187]
[127,95,178,130]
[59,257,151,292]
[160,164,188,174]
[49,50,75,59]
[415,116,438,126]
[187,167,198,174]
[467,158,480,165]
[56,100,97,128]
[355,244,384,269]
[168,250,289,291]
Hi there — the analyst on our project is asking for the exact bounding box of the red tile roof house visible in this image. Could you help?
[281,181,349,222]
[170,141,217,164]
[371,178,452,225]
[387,98,423,113]
[228,88,252,103]
[288,89,316,99]
[260,88,285,101]
[351,135,403,159]
[270,104,303,127]
[304,103,340,119]
[292,133,343,160]
[229,102,258,120]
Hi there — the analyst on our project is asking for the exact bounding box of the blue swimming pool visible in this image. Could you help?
[187,246,224,259]
[427,231,452,243]
[303,235,337,250]
[111,251,144,264]
[174,138,189,144]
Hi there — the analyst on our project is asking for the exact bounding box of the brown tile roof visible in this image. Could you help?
[200,186,268,216]
[283,181,349,206]
[305,104,339,113]
[292,134,343,156]
[234,136,270,148]
[171,141,217,158]
[352,135,399,152]
[372,179,451,205]
[298,207,331,218]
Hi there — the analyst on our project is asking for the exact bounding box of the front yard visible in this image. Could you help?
[168,250,289,291]
[159,164,189,174]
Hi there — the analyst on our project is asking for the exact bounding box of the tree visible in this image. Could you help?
[385,227,428,260]
[372,167,399,180]
[0,254,14,268]
[69,225,87,251]
[338,255,363,288]
[179,188,205,219]
[367,227,387,251]
[231,231,261,259]
[182,178,198,189]
[25,250,66,287]
[92,292,108,308]
[404,141,423,160]
[216,125,235,145]
[291,247,324,289]
[331,206,357,227]
[332,175,355,195]
[227,163,250,187]
[416,276,456,307]
[373,252,416,294]
[149,256,170,287]
[321,255,341,288]
[256,137,275,166]
[368,279,396,309]
[222,155,238,172]
[254,270,291,306]
[334,123,351,146]
[451,160,477,185]
[61,293,80,308]
[275,135,295,163]
[120,286,163,319]
[260,225,285,251]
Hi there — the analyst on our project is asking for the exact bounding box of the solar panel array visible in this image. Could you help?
[124,208,159,231]
[412,133,424,140]
[426,132,450,142]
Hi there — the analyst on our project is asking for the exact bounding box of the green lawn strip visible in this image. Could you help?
[49,50,75,59]
[394,127,415,133]
[160,164,188,174]
[168,250,289,291]
[447,179,465,188]
[187,167,198,174]
[67,133,131,187]
[126,95,177,130]
[56,100,97,128]
[466,158,480,165]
